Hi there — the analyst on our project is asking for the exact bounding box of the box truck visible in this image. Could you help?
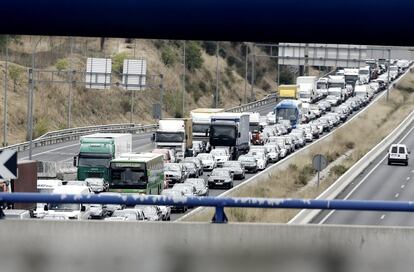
[210,113,250,159]
[154,118,193,162]
[296,76,317,103]
[278,85,298,99]
[74,133,132,182]
[190,108,224,143]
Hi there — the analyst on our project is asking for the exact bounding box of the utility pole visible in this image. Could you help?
[160,74,164,119]
[68,36,74,128]
[3,35,8,147]
[250,43,256,102]
[182,41,186,117]
[387,48,391,101]
[215,41,219,108]
[244,44,249,104]
[28,37,42,160]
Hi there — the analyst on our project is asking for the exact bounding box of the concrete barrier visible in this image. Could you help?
[1,220,414,272]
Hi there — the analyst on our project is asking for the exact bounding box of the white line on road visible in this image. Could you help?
[407,177,411,181]
[401,184,406,189]
[395,193,400,198]
[318,124,414,225]
[20,143,80,160]
[380,214,386,220]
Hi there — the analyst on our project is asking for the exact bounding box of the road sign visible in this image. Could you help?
[312,154,327,172]
[0,150,17,180]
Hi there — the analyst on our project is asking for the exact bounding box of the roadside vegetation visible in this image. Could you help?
[187,69,414,223]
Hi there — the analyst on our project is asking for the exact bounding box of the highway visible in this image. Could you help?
[313,124,414,226]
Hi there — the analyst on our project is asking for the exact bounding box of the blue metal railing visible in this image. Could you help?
[2,193,414,223]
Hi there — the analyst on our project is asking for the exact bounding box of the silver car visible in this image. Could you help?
[137,205,163,221]
[184,178,209,196]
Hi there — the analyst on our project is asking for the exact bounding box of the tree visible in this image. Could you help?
[185,41,203,71]
[161,47,177,66]
[8,65,24,93]
[112,52,129,75]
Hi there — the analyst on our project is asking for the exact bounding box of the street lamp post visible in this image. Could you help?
[215,41,220,108]
[28,37,42,160]
[3,35,8,147]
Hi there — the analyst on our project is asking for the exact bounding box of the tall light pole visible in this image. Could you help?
[250,43,256,102]
[182,40,186,117]
[244,43,249,104]
[3,35,8,147]
[215,41,220,108]
[68,36,74,128]
[386,48,391,101]
[28,37,42,160]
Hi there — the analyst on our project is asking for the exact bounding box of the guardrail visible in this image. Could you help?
[2,193,414,223]
[2,95,278,153]
[0,124,158,152]
[225,95,277,113]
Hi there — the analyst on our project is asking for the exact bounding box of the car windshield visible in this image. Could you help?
[359,70,369,75]
[141,206,157,216]
[211,169,230,177]
[182,163,195,169]
[276,108,297,120]
[328,82,344,88]
[193,124,210,133]
[223,161,239,168]
[239,156,255,162]
[161,190,182,197]
[185,179,204,187]
[78,157,110,167]
[164,164,181,172]
[155,132,184,142]
[197,154,212,160]
[317,82,327,89]
[299,92,310,98]
[211,149,226,156]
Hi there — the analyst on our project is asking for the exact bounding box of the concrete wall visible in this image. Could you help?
[1,220,414,272]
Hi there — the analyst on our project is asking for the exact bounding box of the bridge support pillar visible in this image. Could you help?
[212,205,228,223]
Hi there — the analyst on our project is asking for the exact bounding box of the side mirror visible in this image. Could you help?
[73,156,78,167]
[81,205,86,212]
[44,205,49,211]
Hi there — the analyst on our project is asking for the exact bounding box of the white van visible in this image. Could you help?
[44,185,92,220]
[388,144,410,166]
[35,179,63,218]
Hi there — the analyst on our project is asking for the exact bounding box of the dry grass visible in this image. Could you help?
[0,36,271,144]
[187,69,414,223]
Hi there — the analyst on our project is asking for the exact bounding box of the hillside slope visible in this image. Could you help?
[0,36,277,144]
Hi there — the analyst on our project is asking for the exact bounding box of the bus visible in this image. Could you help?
[109,153,164,194]
[274,99,302,128]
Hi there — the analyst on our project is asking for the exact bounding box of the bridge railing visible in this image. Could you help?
[2,193,414,223]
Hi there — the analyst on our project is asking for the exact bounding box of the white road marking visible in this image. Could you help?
[20,143,80,160]
[401,184,406,189]
[407,177,411,181]
[380,214,386,220]
[395,193,400,198]
[317,124,414,225]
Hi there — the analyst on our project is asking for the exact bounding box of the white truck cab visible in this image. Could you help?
[44,185,92,220]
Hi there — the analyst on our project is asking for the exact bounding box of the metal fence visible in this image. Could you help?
[2,193,414,223]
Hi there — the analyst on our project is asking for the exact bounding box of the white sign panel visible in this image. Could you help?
[278,43,367,67]
[122,59,147,90]
[85,58,112,89]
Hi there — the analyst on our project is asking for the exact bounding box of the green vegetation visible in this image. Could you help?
[112,52,129,75]
[185,41,203,71]
[8,65,24,93]
[55,58,69,71]
[161,47,177,66]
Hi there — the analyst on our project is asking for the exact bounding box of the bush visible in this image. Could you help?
[331,164,348,176]
[161,47,177,67]
[112,52,129,75]
[185,41,203,71]
[201,41,217,56]
[55,58,69,71]
[8,65,24,92]
[345,141,355,149]
[120,96,131,114]
[279,68,294,84]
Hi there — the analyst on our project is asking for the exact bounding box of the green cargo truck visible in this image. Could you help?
[74,133,132,181]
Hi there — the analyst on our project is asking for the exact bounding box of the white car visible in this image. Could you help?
[388,144,410,166]
[104,209,145,221]
[248,151,267,170]
[196,153,217,171]
[264,144,280,163]
[210,148,230,167]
